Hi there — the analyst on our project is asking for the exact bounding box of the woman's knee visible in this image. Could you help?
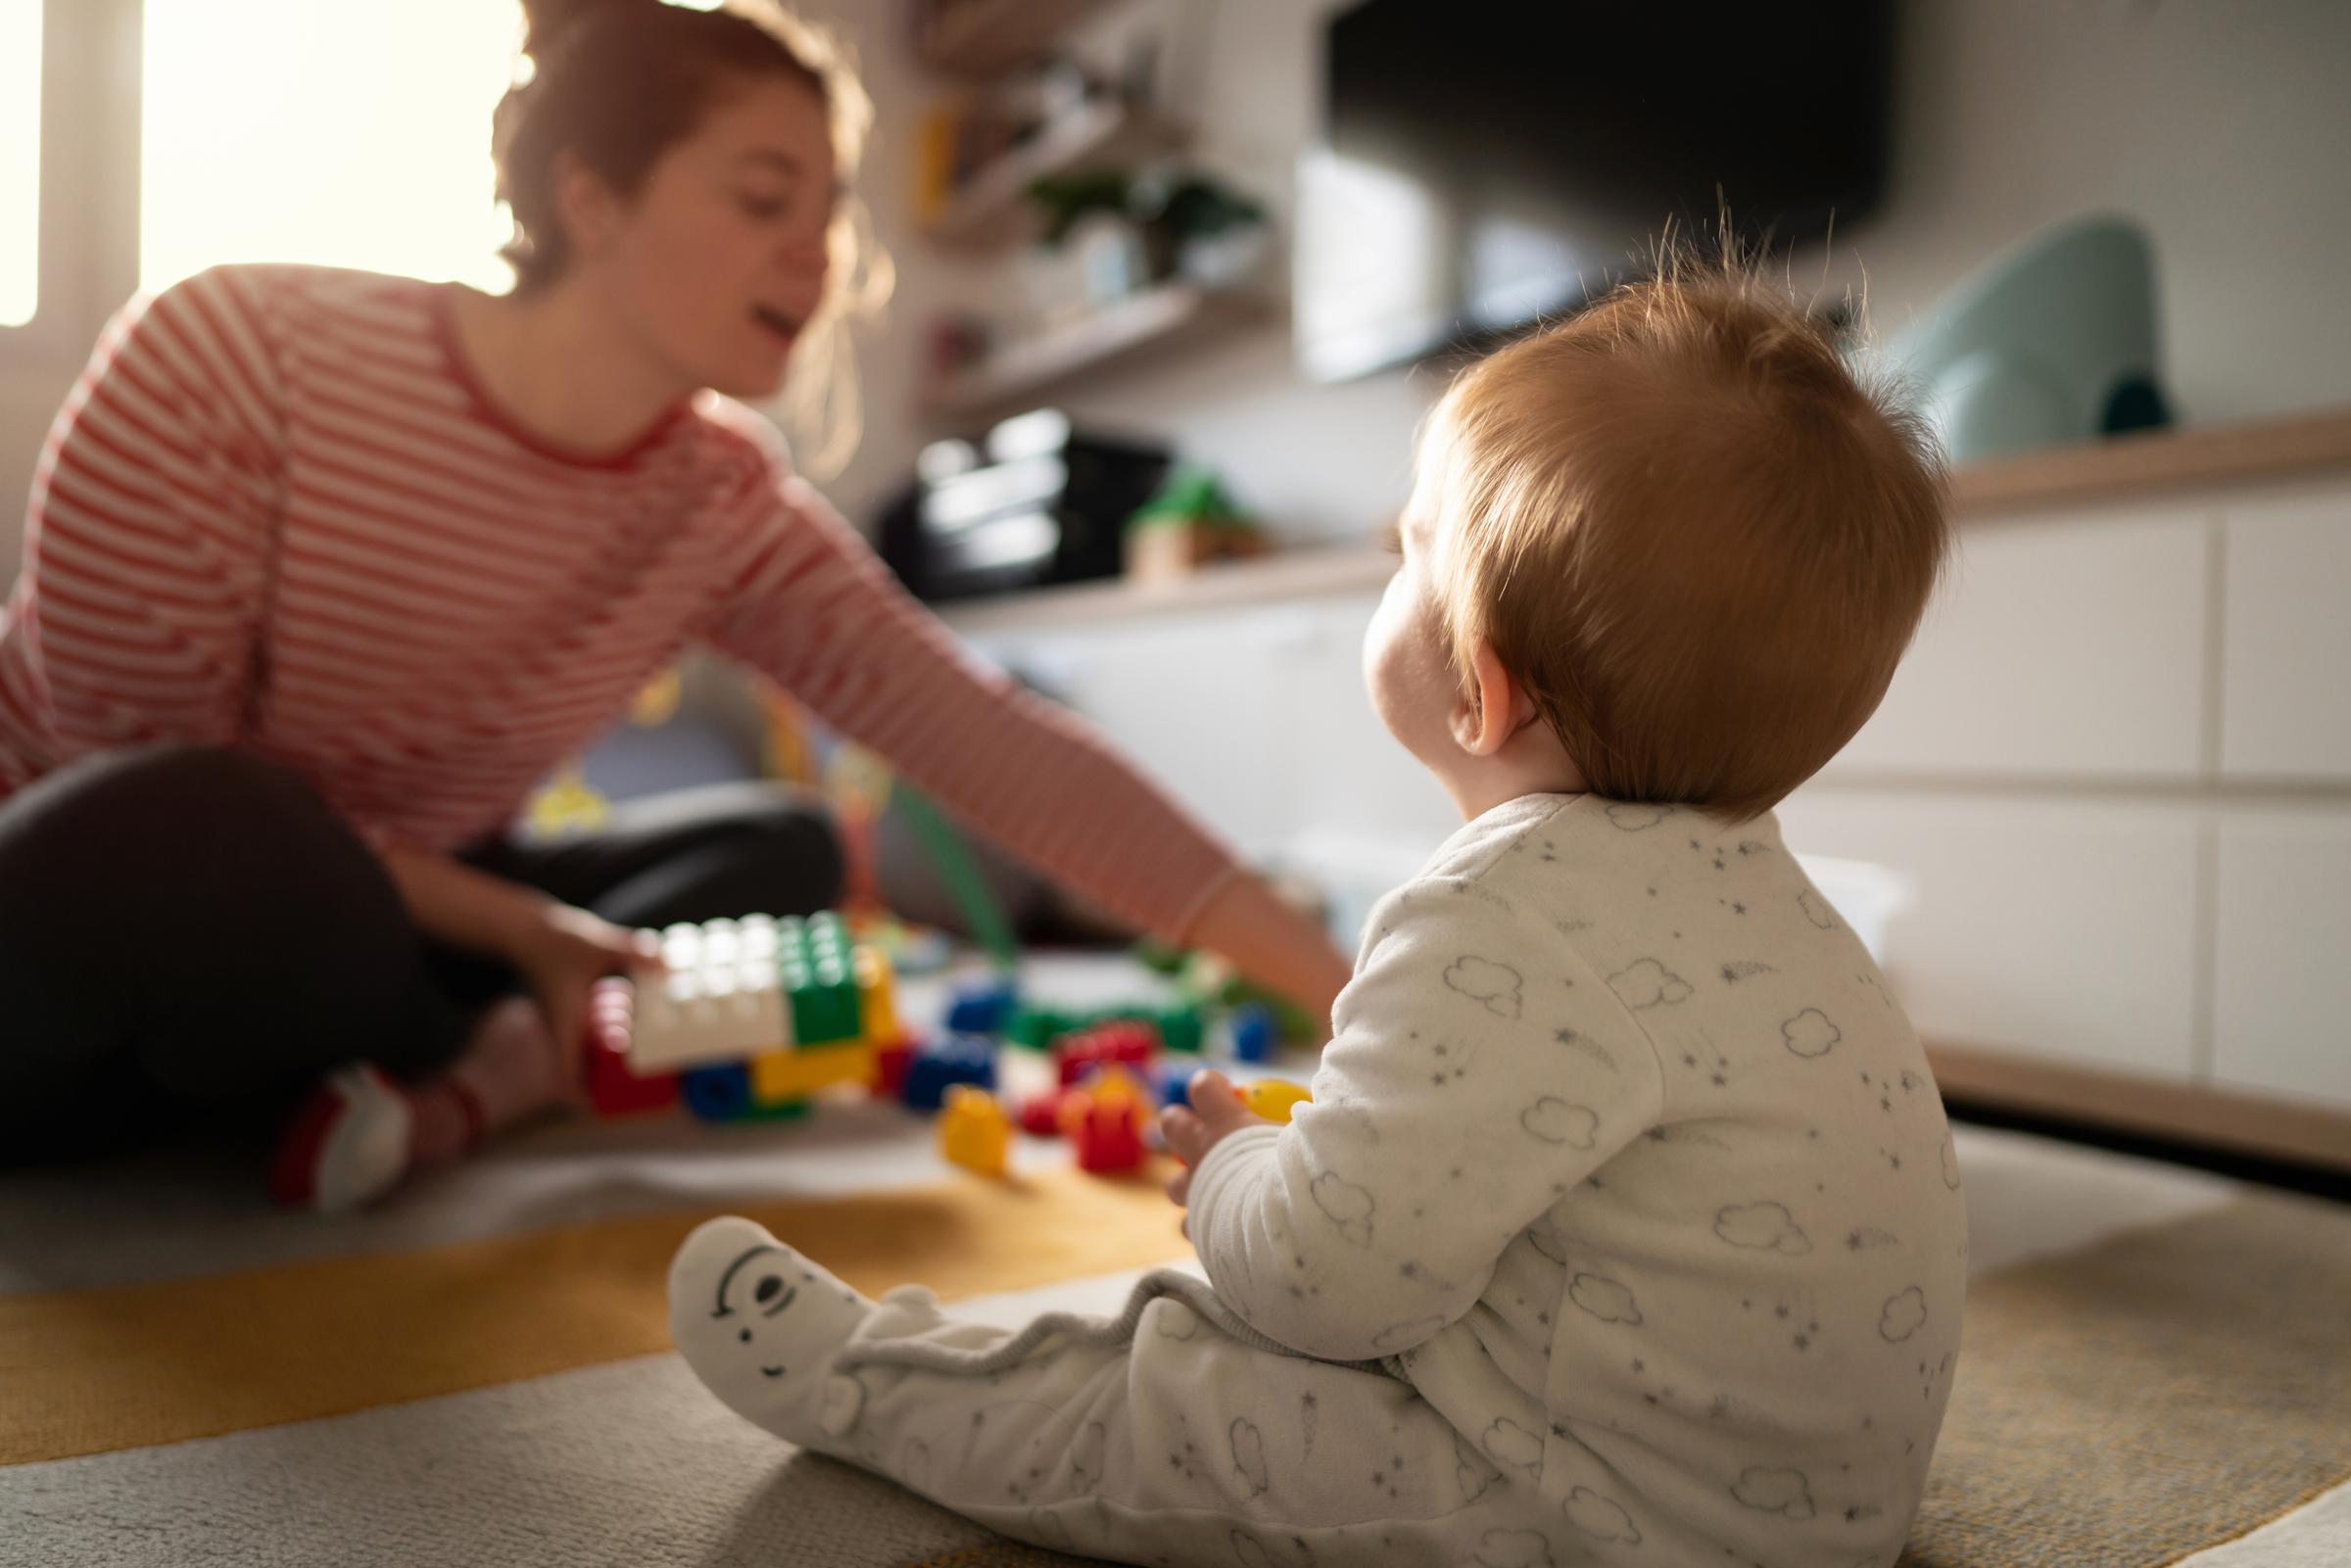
[717,792,845,914]
[3,744,324,846]
[599,788,846,927]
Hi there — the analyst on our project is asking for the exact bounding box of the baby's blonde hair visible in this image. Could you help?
[1415,262,1948,822]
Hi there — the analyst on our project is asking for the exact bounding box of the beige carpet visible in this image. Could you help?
[3,1096,2343,1567]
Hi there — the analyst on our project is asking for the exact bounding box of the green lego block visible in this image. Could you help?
[1006,1005,1075,1051]
[1155,1003,1205,1054]
[734,1096,817,1122]
[778,913,862,1046]
[1131,937,1188,975]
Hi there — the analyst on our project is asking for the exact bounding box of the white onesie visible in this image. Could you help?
[669,793,1968,1568]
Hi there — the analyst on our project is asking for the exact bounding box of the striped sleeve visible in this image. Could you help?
[3,267,282,768]
[704,470,1245,943]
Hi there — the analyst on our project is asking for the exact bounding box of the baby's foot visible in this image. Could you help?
[669,1216,877,1448]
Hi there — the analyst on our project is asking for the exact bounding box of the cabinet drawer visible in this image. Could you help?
[1775,788,2201,1078]
[2219,486,2351,780]
[1829,508,2211,779]
[2212,808,2351,1107]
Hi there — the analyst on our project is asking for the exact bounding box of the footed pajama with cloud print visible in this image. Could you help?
[669,793,1967,1568]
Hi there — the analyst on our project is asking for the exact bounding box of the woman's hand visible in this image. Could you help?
[1158,1069,1273,1238]
[504,905,662,1102]
[376,844,659,1103]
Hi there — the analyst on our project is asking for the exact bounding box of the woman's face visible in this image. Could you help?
[589,74,835,399]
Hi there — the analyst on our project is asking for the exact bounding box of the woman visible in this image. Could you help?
[0,0,1350,1208]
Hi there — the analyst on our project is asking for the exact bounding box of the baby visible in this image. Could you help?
[669,266,1962,1568]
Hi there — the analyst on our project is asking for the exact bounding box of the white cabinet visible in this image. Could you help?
[2212,808,2351,1108]
[942,428,2351,1161]
[1830,507,2213,779]
[1775,789,2203,1078]
[2219,488,2351,779]
[978,592,1445,861]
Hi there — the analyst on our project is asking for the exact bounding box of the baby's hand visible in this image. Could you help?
[1158,1069,1272,1236]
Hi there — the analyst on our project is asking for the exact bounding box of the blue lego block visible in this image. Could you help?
[945,977,1019,1036]
[900,1034,998,1113]
[682,1063,754,1122]
[1230,1002,1275,1064]
[1156,1060,1198,1109]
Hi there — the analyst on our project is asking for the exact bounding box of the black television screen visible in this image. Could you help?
[1295,0,1895,382]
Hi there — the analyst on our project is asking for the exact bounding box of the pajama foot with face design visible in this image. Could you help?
[669,1216,1568,1568]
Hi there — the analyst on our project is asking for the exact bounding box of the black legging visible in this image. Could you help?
[0,745,843,1166]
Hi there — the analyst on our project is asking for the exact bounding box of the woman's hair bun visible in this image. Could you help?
[518,0,649,62]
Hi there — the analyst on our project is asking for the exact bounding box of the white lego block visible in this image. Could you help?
[627,916,795,1073]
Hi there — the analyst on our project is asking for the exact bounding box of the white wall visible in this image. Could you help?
[876,0,2351,546]
[0,363,72,568]
[8,0,2350,561]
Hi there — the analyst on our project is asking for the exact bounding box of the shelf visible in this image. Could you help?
[922,98,1185,248]
[937,543,1397,637]
[1949,404,2351,517]
[932,404,2351,638]
[921,283,1268,420]
[913,0,1104,79]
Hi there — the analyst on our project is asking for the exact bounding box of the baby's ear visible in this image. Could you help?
[1449,640,1532,757]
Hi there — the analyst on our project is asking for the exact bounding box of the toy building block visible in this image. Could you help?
[630,917,792,1073]
[1154,1003,1205,1054]
[1229,1002,1275,1064]
[1155,1060,1197,1109]
[945,975,1019,1036]
[1241,1077,1314,1125]
[1131,936,1188,975]
[625,912,891,1076]
[1056,1020,1157,1086]
[779,912,861,1045]
[1006,1004,1079,1051]
[749,1041,877,1106]
[1075,1063,1151,1114]
[938,1084,1011,1177]
[856,945,900,1044]
[1018,1089,1066,1136]
[682,1063,754,1121]
[683,1063,816,1123]
[901,1034,998,1113]
[583,977,679,1116]
[871,1038,915,1099]
[1061,1090,1147,1173]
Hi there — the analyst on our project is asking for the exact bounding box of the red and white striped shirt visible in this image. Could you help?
[0,264,1239,939]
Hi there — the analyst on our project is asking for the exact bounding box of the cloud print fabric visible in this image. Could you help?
[672,793,1966,1568]
[1185,793,1967,1566]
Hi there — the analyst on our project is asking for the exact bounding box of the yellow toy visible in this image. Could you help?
[1074,1064,1151,1117]
[1240,1078,1314,1125]
[939,1084,1011,1177]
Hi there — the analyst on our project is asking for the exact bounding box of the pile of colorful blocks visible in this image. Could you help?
[584,914,1311,1177]
[584,912,909,1121]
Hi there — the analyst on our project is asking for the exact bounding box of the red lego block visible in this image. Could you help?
[870,1037,915,1099]
[1055,1021,1160,1087]
[584,977,679,1117]
[1061,1090,1147,1174]
[1019,1089,1066,1137]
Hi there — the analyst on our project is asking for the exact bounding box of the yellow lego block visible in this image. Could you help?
[750,1041,876,1105]
[856,945,899,1044]
[938,1083,1010,1178]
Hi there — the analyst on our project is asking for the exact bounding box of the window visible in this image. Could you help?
[140,0,524,294]
[0,0,41,326]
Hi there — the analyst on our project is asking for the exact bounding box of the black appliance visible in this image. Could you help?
[1296,0,1896,382]
[877,409,1171,603]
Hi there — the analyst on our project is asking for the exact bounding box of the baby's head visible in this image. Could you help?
[1365,265,1948,823]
